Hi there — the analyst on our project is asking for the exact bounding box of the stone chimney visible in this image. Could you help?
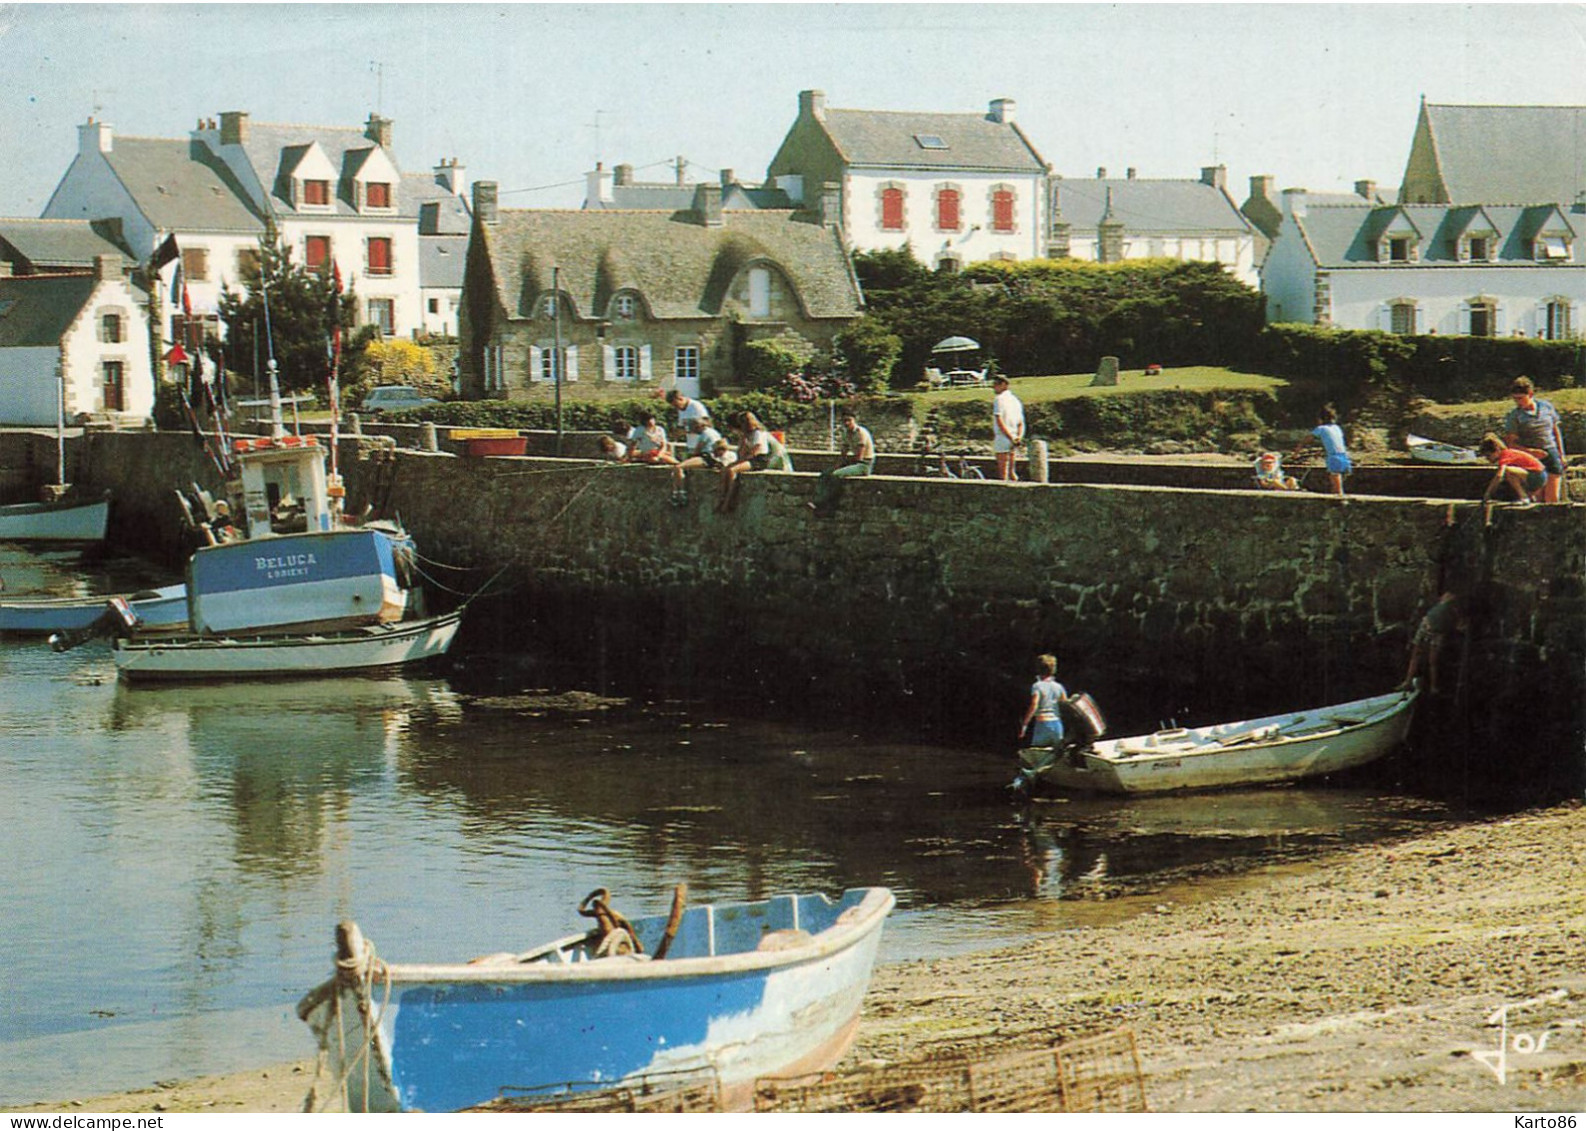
[365,113,393,149]
[1200,165,1227,190]
[1097,167,1107,180]
[219,111,249,146]
[586,162,613,206]
[1281,187,1308,218]
[1241,175,1282,241]
[93,254,121,282]
[1047,181,1071,258]
[720,168,736,188]
[988,98,1016,125]
[434,158,466,196]
[694,181,723,227]
[614,164,634,186]
[1097,188,1125,263]
[79,119,113,154]
[1354,179,1378,201]
[818,181,842,229]
[675,156,687,188]
[1127,167,1137,180]
[799,89,827,122]
[473,180,499,225]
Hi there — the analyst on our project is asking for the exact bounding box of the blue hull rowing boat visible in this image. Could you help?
[297,887,895,1112]
[0,583,187,635]
[0,495,109,543]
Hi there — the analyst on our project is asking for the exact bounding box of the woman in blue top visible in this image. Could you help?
[1300,404,1351,495]
[1019,653,1067,748]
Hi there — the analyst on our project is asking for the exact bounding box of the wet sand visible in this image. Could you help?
[12,802,1585,1114]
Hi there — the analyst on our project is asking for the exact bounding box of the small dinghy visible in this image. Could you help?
[1020,687,1419,795]
[297,886,895,1112]
[0,582,186,635]
[1406,433,1480,464]
[0,493,110,543]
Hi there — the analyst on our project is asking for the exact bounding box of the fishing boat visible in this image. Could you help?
[110,606,463,682]
[1406,433,1480,464]
[297,886,896,1112]
[0,581,186,635]
[1019,687,1419,795]
[0,492,110,543]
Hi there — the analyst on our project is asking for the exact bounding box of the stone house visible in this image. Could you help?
[459,181,863,400]
[1047,166,1260,287]
[765,90,1050,270]
[43,114,468,347]
[1261,195,1582,336]
[0,254,154,427]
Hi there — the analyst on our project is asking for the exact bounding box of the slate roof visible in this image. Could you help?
[1052,178,1253,234]
[1291,203,1583,267]
[819,108,1046,173]
[95,137,264,232]
[241,123,384,217]
[408,175,472,234]
[420,234,467,290]
[0,275,98,348]
[478,209,862,321]
[591,183,794,211]
[1417,103,1586,205]
[0,219,133,270]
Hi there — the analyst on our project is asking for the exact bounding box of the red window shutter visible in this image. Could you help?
[303,180,329,205]
[992,190,1015,232]
[368,238,391,275]
[881,188,904,231]
[366,182,390,208]
[938,189,960,231]
[305,236,329,270]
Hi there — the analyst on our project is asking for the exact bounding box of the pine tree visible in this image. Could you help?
[218,223,356,395]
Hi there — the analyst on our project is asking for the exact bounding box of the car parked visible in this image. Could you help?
[360,385,439,413]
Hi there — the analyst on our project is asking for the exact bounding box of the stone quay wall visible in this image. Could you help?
[7,428,1582,803]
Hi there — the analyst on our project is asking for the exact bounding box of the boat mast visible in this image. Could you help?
[55,362,66,488]
[259,269,284,441]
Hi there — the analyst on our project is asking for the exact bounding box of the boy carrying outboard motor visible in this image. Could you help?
[1009,653,1107,794]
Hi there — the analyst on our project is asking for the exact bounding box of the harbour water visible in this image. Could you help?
[0,545,1465,1107]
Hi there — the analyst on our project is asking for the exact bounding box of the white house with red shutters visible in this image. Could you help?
[765,90,1050,270]
[43,113,469,347]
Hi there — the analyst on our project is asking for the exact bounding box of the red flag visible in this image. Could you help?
[182,281,192,317]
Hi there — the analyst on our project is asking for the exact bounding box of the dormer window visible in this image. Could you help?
[365,181,391,209]
[541,295,558,319]
[1466,236,1491,261]
[612,293,637,320]
[1388,237,1413,263]
[302,179,330,206]
[1536,234,1571,261]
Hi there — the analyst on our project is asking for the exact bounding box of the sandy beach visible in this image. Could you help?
[12,801,1585,1114]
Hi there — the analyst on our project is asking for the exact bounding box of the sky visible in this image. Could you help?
[2,2,1585,219]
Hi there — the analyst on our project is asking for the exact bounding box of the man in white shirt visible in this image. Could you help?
[666,388,710,434]
[991,376,1025,481]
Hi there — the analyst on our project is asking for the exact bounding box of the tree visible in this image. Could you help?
[218,223,354,395]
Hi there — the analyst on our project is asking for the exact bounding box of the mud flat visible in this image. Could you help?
[12,803,1585,1114]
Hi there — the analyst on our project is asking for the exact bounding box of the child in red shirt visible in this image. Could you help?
[1478,433,1546,502]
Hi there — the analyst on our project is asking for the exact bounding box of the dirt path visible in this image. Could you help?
[13,803,1585,1114]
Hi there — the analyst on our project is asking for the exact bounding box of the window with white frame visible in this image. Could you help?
[1390,302,1417,335]
[1464,235,1492,262]
[748,267,771,317]
[1387,236,1414,263]
[612,293,637,320]
[101,312,123,343]
[541,295,559,319]
[1536,235,1571,261]
[483,343,506,391]
[674,345,699,384]
[1468,299,1497,338]
[1546,299,1572,340]
[612,345,639,381]
[367,298,394,336]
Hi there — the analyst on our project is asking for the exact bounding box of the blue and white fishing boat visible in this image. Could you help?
[297,886,896,1112]
[0,492,110,543]
[0,581,186,635]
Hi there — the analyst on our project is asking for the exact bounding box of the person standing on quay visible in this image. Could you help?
[1504,376,1567,503]
[992,375,1025,481]
[1294,404,1351,495]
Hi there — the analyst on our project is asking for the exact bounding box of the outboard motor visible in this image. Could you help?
[49,597,141,653]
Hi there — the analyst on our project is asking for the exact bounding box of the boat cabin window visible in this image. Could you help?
[264,469,308,533]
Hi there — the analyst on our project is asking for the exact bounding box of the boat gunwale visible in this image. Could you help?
[325,888,895,988]
[112,609,464,653]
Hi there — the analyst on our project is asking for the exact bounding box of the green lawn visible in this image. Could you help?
[1421,387,1586,418]
[910,367,1287,407]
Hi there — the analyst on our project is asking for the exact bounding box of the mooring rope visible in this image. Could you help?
[304,935,394,1113]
